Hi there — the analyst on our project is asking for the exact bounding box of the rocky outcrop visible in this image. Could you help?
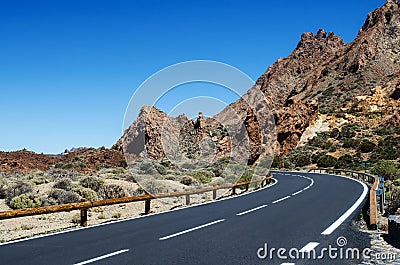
[116,2,400,162]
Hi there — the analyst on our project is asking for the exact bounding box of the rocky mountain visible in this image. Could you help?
[115,1,400,166]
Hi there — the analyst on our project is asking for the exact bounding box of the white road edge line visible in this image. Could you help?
[159,219,225,241]
[291,190,303,196]
[272,195,291,204]
[73,249,129,265]
[236,204,268,216]
[280,263,296,265]
[299,242,320,253]
[321,176,368,235]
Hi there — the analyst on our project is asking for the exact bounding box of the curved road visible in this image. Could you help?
[0,171,368,265]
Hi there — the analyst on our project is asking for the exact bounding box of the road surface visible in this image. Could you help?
[0,171,369,265]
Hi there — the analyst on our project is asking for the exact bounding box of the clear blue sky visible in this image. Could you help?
[0,0,385,154]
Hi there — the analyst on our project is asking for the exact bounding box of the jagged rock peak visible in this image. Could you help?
[361,0,400,32]
[296,29,344,49]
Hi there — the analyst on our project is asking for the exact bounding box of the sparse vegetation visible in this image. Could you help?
[98,213,106,219]
[358,139,376,153]
[53,178,72,191]
[20,224,34,230]
[71,213,80,224]
[73,187,98,201]
[9,193,42,209]
[112,212,122,219]
[97,184,127,199]
[5,180,33,204]
[80,176,104,191]
[190,170,214,184]
[49,189,81,204]
[371,160,400,180]
[317,154,338,168]
[180,176,196,186]
[291,153,311,167]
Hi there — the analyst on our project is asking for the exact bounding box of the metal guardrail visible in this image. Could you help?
[308,168,380,230]
[0,175,273,227]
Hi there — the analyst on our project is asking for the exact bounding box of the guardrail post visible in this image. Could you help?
[145,199,151,215]
[232,186,236,195]
[80,208,88,227]
[213,190,217,200]
[185,195,190,206]
[245,184,249,191]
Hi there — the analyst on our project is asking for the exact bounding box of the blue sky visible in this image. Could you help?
[0,0,385,154]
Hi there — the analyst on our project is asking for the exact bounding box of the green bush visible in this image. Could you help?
[97,184,127,199]
[385,10,393,23]
[393,179,400,186]
[53,178,72,191]
[271,156,283,168]
[154,163,167,175]
[358,139,376,153]
[340,125,357,139]
[55,162,64,169]
[5,181,33,203]
[49,188,81,204]
[311,152,326,164]
[80,176,104,191]
[371,160,400,180]
[139,160,158,174]
[371,136,400,161]
[73,187,98,201]
[9,193,42,209]
[71,213,80,224]
[209,157,230,177]
[181,163,196,170]
[75,162,87,169]
[388,187,400,215]
[317,155,338,168]
[0,178,7,199]
[191,170,214,184]
[322,141,337,152]
[292,154,311,167]
[48,168,77,180]
[330,128,340,139]
[239,167,254,183]
[118,160,128,168]
[180,176,196,186]
[336,153,361,170]
[342,138,360,149]
[159,158,172,168]
[308,132,330,148]
[373,127,391,136]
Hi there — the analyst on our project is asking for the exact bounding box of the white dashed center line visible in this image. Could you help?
[73,249,130,265]
[236,204,268,216]
[159,219,225,241]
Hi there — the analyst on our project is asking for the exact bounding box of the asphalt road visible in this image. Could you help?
[0,171,369,265]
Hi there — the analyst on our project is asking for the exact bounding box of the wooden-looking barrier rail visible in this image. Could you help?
[0,175,273,227]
